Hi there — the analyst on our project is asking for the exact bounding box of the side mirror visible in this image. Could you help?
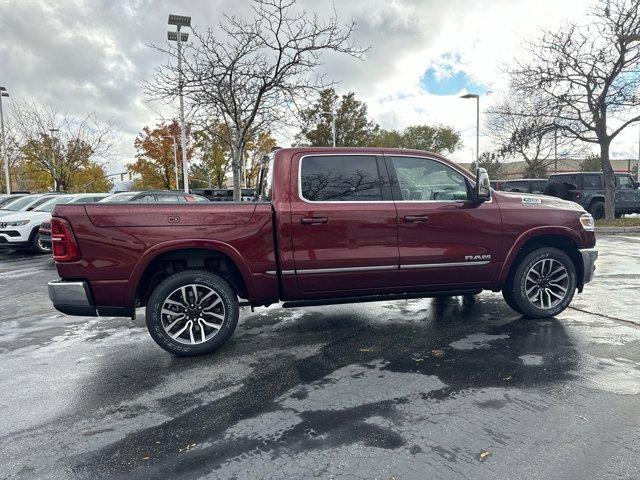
[475,168,491,203]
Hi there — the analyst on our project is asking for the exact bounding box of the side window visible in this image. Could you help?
[157,195,182,203]
[582,174,602,189]
[617,175,634,189]
[137,195,157,203]
[531,181,547,193]
[389,156,469,201]
[300,155,382,201]
[505,181,526,192]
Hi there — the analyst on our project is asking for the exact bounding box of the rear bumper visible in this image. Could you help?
[580,248,598,285]
[48,280,97,316]
[48,279,135,317]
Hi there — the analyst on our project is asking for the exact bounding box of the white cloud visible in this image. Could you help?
[1,0,635,178]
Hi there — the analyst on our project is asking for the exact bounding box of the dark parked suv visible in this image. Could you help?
[493,179,548,194]
[544,172,640,219]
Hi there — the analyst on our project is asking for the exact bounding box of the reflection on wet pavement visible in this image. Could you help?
[0,237,639,480]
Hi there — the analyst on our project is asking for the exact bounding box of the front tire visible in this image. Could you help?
[31,230,51,254]
[505,247,576,318]
[146,270,239,356]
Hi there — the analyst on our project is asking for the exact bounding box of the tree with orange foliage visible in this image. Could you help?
[128,120,193,190]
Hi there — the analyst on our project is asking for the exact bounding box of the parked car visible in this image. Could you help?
[48,147,597,356]
[493,179,548,194]
[37,194,110,252]
[0,193,30,207]
[0,193,107,253]
[544,172,640,219]
[99,190,208,203]
[0,194,58,220]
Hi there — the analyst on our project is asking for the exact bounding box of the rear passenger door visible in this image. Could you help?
[290,153,399,294]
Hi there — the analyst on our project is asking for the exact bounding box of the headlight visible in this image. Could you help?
[579,213,594,231]
[1,219,30,227]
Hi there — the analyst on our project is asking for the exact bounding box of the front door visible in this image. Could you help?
[616,174,640,211]
[290,153,399,294]
[387,155,502,289]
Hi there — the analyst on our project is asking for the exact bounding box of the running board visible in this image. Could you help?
[281,289,482,309]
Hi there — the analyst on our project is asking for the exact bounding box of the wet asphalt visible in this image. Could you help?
[0,236,639,480]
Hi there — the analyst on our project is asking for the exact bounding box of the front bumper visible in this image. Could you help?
[48,280,97,316]
[580,248,598,285]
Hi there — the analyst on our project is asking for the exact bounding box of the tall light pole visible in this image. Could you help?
[162,135,179,189]
[49,128,59,191]
[0,87,9,194]
[319,109,336,147]
[461,93,480,163]
[168,14,191,193]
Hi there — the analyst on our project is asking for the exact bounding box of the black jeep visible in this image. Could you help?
[544,172,640,219]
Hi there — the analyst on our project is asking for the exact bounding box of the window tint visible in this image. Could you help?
[617,175,634,189]
[582,174,602,189]
[389,156,469,201]
[300,155,382,201]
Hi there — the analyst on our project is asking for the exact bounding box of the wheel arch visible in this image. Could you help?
[129,240,253,307]
[498,228,585,291]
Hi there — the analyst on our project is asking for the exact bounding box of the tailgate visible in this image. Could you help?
[84,203,258,227]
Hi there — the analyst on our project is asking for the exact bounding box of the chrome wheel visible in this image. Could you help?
[524,258,569,310]
[160,284,226,345]
[37,235,51,253]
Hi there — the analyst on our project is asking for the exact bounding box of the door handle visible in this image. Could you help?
[301,216,328,225]
[404,215,429,223]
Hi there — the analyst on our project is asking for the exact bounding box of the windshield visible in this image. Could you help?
[99,193,137,203]
[1,195,43,211]
[34,196,75,212]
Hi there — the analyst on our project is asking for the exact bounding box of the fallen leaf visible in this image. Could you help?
[502,375,512,381]
[431,349,444,357]
[479,450,492,462]
[142,456,150,460]
[359,347,376,352]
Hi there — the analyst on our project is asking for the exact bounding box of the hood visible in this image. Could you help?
[0,211,50,224]
[495,191,585,212]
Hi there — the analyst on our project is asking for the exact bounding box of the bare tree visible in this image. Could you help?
[147,0,365,200]
[509,0,640,219]
[486,93,584,178]
[10,101,115,192]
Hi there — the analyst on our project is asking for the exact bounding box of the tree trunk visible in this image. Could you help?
[600,140,616,220]
[231,146,243,201]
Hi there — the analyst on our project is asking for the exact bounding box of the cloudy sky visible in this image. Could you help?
[1,0,638,177]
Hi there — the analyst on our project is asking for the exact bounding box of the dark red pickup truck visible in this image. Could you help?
[48,148,597,356]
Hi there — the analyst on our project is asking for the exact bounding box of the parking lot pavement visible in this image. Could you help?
[0,238,639,480]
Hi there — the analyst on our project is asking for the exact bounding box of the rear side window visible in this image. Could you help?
[582,174,602,189]
[504,181,527,192]
[300,155,382,201]
[157,195,183,203]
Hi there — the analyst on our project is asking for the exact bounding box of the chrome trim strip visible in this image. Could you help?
[296,265,397,274]
[401,261,490,269]
[265,270,295,275]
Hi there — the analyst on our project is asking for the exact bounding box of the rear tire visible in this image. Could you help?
[506,247,576,318]
[146,270,239,356]
[588,200,605,220]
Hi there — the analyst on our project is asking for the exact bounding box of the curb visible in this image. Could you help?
[595,226,640,234]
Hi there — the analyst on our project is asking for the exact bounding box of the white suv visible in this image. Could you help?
[0,193,108,253]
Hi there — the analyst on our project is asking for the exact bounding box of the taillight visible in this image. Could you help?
[574,192,583,199]
[51,217,81,262]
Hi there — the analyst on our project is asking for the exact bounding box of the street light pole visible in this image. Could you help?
[461,93,480,163]
[168,14,191,193]
[49,128,59,191]
[0,87,9,194]
[163,135,179,189]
